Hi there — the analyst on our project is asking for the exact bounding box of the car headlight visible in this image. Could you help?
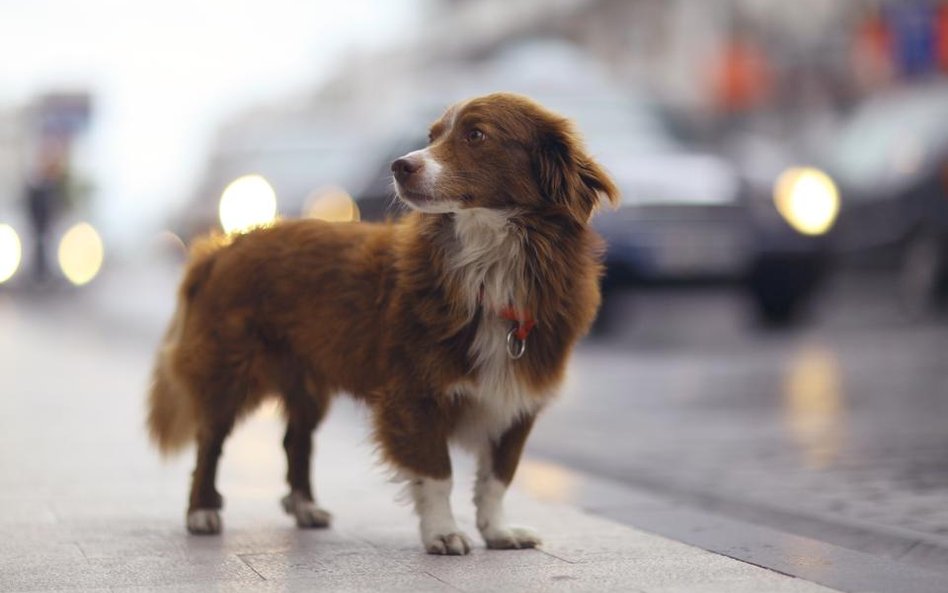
[0,223,22,284]
[304,186,360,222]
[219,174,277,234]
[773,167,840,236]
[58,222,104,286]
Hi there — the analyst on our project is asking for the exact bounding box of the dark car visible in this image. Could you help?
[482,40,835,324]
[355,40,834,324]
[823,82,948,315]
[354,89,832,324]
[583,95,832,324]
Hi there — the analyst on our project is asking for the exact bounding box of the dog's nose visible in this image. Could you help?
[391,157,421,184]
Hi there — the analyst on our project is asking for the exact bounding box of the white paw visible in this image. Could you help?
[482,525,542,550]
[424,531,472,555]
[187,509,221,535]
[281,492,332,529]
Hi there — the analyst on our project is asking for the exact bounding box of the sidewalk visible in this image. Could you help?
[0,266,843,593]
[1,426,844,593]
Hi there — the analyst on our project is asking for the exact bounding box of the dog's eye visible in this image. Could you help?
[466,129,486,144]
[428,132,434,143]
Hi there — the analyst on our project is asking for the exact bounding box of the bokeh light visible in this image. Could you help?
[782,343,844,469]
[516,459,579,504]
[58,222,104,286]
[774,167,840,236]
[0,224,22,284]
[218,174,277,234]
[304,186,360,223]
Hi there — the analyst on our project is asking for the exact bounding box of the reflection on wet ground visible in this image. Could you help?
[782,342,845,471]
[532,272,948,569]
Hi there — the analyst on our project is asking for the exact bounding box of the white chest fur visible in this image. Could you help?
[446,209,545,449]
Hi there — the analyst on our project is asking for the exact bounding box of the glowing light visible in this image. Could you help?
[58,222,104,286]
[304,186,360,223]
[774,167,840,236]
[517,459,578,503]
[0,224,22,284]
[219,174,277,234]
[782,343,844,469]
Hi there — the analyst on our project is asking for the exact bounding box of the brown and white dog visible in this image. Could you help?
[148,92,618,555]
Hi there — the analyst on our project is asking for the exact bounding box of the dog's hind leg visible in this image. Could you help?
[187,417,234,535]
[280,386,332,528]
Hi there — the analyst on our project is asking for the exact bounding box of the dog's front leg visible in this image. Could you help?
[375,395,471,555]
[474,414,542,549]
[409,475,470,555]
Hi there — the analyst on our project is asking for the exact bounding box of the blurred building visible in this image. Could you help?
[182,0,948,236]
[207,0,902,138]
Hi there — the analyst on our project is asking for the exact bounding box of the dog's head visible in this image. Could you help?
[392,93,619,223]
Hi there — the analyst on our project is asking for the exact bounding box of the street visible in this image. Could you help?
[532,274,948,573]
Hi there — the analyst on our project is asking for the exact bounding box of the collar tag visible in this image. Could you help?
[506,328,526,359]
[499,306,535,360]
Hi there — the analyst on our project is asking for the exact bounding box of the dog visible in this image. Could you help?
[148,92,619,555]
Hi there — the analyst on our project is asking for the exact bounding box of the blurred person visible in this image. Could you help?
[708,24,773,131]
[851,4,894,92]
[23,141,69,283]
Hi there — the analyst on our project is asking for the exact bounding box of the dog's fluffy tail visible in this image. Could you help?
[147,336,193,456]
[147,234,226,456]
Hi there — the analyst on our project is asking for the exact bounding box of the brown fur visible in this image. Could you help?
[147,92,618,539]
[490,415,536,485]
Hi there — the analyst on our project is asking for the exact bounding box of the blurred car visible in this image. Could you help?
[486,41,834,323]
[186,38,836,324]
[175,105,379,240]
[587,97,832,324]
[822,82,948,315]
[354,40,834,324]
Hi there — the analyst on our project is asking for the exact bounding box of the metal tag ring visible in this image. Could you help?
[506,328,526,359]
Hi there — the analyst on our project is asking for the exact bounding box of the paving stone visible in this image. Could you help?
[239,540,418,579]
[424,553,772,593]
[0,526,85,561]
[647,576,843,593]
[7,589,110,593]
[0,555,262,591]
[111,573,458,593]
[539,527,709,565]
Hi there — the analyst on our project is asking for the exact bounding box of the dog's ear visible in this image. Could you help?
[534,118,620,223]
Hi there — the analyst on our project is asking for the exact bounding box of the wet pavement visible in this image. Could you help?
[529,273,948,573]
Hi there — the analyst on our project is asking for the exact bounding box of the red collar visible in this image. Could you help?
[477,285,536,341]
[498,306,536,341]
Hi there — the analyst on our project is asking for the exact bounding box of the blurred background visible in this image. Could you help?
[2,0,948,577]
